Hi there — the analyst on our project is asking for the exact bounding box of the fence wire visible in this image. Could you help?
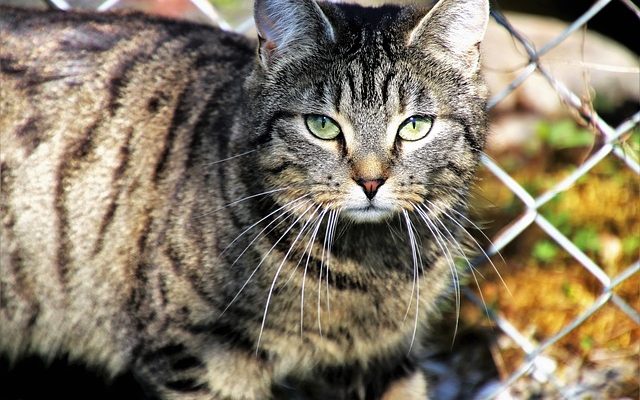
[31,0,640,398]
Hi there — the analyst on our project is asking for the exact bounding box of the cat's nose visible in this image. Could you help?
[356,178,386,200]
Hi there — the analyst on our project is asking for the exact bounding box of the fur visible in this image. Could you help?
[0,0,489,398]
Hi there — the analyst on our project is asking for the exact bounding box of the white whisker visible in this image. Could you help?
[325,209,340,318]
[317,209,335,338]
[402,210,421,352]
[280,207,322,289]
[447,206,511,296]
[203,149,259,166]
[413,203,461,343]
[300,209,328,336]
[228,199,309,268]
[256,204,318,353]
[218,200,310,317]
[199,187,290,218]
[421,202,491,320]
[221,194,310,257]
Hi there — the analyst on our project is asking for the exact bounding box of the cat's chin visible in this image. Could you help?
[342,206,395,223]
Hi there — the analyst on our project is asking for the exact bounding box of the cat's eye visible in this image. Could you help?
[397,116,434,141]
[305,115,342,140]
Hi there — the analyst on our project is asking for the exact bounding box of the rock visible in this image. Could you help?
[482,12,639,117]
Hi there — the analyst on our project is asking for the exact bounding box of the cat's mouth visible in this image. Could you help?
[342,205,394,223]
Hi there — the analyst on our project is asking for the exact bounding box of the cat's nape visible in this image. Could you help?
[0,0,490,399]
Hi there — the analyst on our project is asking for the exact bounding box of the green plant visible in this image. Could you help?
[537,120,594,150]
[533,240,560,264]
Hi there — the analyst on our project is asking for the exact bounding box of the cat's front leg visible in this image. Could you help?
[380,370,428,400]
[134,341,273,400]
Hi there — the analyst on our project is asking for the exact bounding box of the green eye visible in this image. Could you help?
[305,115,341,140]
[397,116,434,141]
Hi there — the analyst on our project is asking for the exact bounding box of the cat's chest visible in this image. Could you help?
[261,273,421,364]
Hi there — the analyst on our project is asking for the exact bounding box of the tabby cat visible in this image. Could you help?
[0,0,489,398]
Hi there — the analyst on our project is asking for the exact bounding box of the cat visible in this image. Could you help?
[0,0,490,398]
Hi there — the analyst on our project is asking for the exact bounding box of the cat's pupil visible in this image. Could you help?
[321,117,327,129]
[411,119,417,129]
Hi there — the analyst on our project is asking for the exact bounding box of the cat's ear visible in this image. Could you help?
[407,0,489,71]
[254,0,335,67]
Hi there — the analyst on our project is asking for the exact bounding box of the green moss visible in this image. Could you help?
[533,240,559,264]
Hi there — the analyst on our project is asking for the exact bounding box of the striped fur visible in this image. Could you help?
[0,0,489,398]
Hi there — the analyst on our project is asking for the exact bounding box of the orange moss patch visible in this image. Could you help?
[467,124,639,384]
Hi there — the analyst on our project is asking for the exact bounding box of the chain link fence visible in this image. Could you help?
[10,0,640,398]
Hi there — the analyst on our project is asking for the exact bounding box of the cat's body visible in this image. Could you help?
[0,1,489,398]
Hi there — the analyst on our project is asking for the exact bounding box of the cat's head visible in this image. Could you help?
[245,0,489,223]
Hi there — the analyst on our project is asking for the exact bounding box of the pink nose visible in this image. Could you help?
[356,178,386,200]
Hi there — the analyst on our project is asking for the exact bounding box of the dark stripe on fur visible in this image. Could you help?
[183,320,268,361]
[17,71,71,92]
[346,68,356,101]
[446,160,466,178]
[450,115,481,153]
[8,246,41,330]
[127,263,155,331]
[165,243,183,275]
[137,211,154,256]
[266,161,292,175]
[171,355,205,371]
[105,37,168,117]
[157,272,169,307]
[58,24,123,53]
[187,80,234,170]
[333,80,343,113]
[106,56,140,116]
[53,175,71,289]
[381,70,395,105]
[163,378,209,393]
[93,127,134,255]
[250,110,296,148]
[141,343,186,363]
[0,56,27,75]
[152,85,192,184]
[303,257,369,292]
[14,117,44,157]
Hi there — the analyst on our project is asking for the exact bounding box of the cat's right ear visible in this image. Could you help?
[407,0,489,72]
[254,0,335,67]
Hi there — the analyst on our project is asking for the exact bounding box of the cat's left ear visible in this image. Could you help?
[254,0,335,67]
[407,0,489,72]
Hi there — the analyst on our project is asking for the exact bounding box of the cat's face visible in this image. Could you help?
[247,0,489,223]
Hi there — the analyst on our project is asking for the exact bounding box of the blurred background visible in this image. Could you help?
[1,0,638,399]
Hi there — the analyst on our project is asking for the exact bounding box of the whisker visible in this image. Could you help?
[301,209,328,336]
[220,194,310,256]
[429,202,511,296]
[385,218,404,244]
[317,209,335,337]
[199,187,290,218]
[402,210,421,352]
[218,200,310,316]
[280,208,322,289]
[401,214,417,322]
[256,204,318,353]
[422,202,486,280]
[448,206,507,265]
[325,209,340,318]
[420,202,492,320]
[228,199,309,268]
[447,207,511,295]
[422,182,467,197]
[202,149,259,166]
[413,203,461,344]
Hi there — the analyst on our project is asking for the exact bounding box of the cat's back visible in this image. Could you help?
[1,6,256,173]
[0,7,254,365]
[0,6,255,139]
